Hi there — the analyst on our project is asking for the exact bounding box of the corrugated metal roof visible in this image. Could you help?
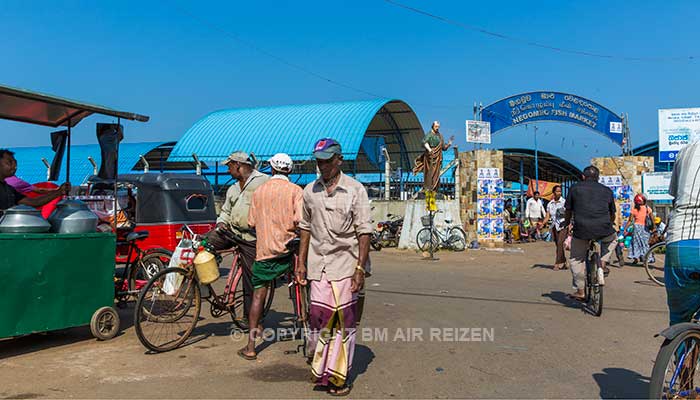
[9,142,164,185]
[168,99,424,169]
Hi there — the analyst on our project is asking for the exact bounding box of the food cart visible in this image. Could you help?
[0,84,148,340]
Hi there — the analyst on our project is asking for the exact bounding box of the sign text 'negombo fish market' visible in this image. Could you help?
[480,92,624,145]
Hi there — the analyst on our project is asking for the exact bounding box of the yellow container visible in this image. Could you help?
[193,249,220,285]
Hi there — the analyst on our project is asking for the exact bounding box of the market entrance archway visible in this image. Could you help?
[480,91,630,152]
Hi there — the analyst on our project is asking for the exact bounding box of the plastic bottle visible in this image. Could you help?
[597,267,605,286]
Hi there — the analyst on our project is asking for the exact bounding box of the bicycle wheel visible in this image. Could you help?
[229,263,275,331]
[129,250,171,293]
[644,242,666,287]
[447,227,467,251]
[416,228,439,252]
[650,329,700,399]
[586,252,603,317]
[134,267,201,352]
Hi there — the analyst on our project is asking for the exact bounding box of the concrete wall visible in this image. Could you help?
[591,156,654,226]
[458,150,504,247]
[369,200,408,223]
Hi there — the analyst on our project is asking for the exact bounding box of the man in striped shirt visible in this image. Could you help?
[238,153,303,360]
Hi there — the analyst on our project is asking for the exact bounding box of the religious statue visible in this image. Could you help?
[413,121,454,192]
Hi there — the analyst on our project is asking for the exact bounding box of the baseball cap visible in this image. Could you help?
[313,138,342,160]
[221,151,255,166]
[268,153,293,172]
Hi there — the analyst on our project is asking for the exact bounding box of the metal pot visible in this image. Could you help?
[0,205,51,233]
[48,199,99,234]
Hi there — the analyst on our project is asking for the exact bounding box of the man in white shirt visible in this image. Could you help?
[664,140,700,325]
[526,191,546,240]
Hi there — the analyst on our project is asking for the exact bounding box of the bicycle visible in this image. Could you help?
[114,230,171,305]
[133,224,274,352]
[649,310,700,398]
[416,212,467,252]
[277,238,311,358]
[644,241,667,287]
[583,239,604,317]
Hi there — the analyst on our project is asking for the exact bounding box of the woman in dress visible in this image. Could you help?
[627,193,655,264]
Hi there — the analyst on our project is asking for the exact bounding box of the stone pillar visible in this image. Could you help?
[459,149,504,247]
[591,156,654,226]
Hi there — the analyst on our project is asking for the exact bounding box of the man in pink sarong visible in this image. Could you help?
[297,138,372,396]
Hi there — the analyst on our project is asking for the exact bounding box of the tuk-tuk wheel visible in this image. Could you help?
[90,306,120,340]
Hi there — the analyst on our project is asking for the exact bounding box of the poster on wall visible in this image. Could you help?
[600,175,633,219]
[490,218,503,240]
[477,218,491,239]
[466,120,491,144]
[658,108,700,162]
[490,198,504,218]
[476,168,503,241]
[478,198,491,217]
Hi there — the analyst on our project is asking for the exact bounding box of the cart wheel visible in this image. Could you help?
[90,306,120,340]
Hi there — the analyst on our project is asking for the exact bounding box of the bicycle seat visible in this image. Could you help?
[126,231,149,242]
[444,219,452,224]
[286,237,301,252]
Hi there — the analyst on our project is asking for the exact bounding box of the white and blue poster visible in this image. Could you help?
[477,168,503,241]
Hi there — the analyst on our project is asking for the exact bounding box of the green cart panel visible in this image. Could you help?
[0,232,115,338]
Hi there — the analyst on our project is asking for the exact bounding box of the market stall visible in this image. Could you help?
[0,83,148,340]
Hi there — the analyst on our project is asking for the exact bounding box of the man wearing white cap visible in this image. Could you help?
[205,150,268,324]
[238,153,303,360]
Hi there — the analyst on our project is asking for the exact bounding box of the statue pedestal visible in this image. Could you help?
[398,199,462,250]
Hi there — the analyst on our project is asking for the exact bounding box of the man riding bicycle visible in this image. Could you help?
[564,165,617,301]
[204,151,268,323]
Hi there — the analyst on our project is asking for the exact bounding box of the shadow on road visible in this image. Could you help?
[0,304,135,360]
[541,291,581,309]
[531,263,555,270]
[349,344,376,384]
[593,367,649,399]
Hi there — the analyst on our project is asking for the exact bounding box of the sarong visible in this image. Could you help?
[629,223,651,260]
[664,240,700,325]
[308,273,358,387]
[251,253,292,289]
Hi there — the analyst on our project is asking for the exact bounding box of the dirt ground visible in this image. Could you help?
[0,242,669,398]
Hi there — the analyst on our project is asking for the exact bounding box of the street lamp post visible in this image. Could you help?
[534,125,539,189]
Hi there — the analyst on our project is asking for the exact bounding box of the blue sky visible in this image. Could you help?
[1,0,698,168]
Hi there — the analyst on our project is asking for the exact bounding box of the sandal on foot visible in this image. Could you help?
[328,385,352,397]
[237,348,257,361]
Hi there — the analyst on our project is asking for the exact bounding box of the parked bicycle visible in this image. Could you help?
[649,308,700,398]
[416,211,466,252]
[644,241,667,287]
[134,224,274,352]
[114,230,171,305]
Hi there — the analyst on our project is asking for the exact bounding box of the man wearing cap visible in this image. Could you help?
[238,153,303,360]
[297,138,372,396]
[205,151,268,323]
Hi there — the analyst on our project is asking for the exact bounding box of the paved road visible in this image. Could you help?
[0,242,669,398]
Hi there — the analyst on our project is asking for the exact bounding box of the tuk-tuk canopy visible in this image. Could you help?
[0,84,149,127]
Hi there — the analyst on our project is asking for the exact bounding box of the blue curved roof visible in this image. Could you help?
[9,142,164,186]
[168,99,421,163]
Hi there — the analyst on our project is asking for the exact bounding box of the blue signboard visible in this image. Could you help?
[481,92,624,145]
